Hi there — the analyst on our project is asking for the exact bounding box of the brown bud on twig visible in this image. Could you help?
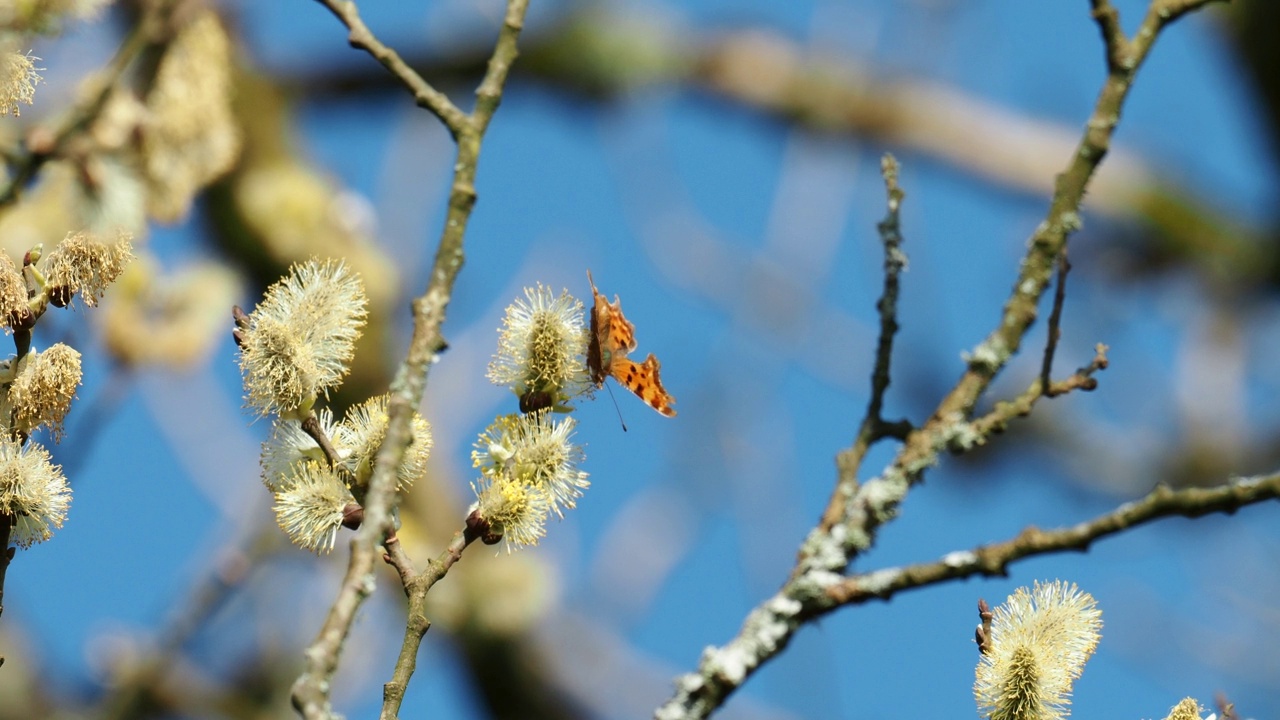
[8,308,33,330]
[975,598,994,655]
[519,389,554,414]
[341,503,364,530]
[48,286,72,308]
[465,508,502,545]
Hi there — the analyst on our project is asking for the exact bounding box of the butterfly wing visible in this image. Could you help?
[587,270,637,385]
[587,270,675,417]
[610,353,677,417]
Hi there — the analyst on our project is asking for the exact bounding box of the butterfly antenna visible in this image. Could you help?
[604,382,628,432]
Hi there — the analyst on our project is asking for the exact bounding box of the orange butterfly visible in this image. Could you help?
[586,271,677,417]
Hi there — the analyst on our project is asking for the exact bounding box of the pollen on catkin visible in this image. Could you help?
[471,472,551,553]
[0,252,28,326]
[487,284,589,408]
[0,438,70,548]
[1161,698,1208,720]
[272,459,352,554]
[40,230,135,307]
[237,258,367,419]
[974,580,1102,720]
[472,411,589,519]
[335,393,432,490]
[4,343,82,439]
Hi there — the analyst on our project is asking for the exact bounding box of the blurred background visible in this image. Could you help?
[1,0,1278,718]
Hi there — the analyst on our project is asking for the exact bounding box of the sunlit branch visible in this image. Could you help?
[291,1,531,718]
[826,472,1280,606]
[655,2,1225,717]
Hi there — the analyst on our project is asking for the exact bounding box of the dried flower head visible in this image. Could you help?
[975,580,1102,720]
[1162,698,1209,720]
[0,439,70,548]
[472,411,588,519]
[237,259,367,419]
[0,48,39,116]
[40,230,135,307]
[4,343,82,439]
[260,409,339,492]
[142,9,241,222]
[487,284,589,410]
[335,393,432,490]
[0,252,28,327]
[272,460,353,554]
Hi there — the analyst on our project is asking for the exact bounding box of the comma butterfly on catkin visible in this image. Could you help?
[586,271,676,417]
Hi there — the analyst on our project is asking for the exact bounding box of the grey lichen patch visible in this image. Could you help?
[1058,210,1082,233]
[941,417,984,452]
[799,525,851,574]
[790,568,845,603]
[861,477,905,525]
[963,340,1006,373]
[704,596,804,685]
[943,550,978,568]
[851,567,900,596]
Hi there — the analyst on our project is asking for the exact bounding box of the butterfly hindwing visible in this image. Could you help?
[611,353,676,417]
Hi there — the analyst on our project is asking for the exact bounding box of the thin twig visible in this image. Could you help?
[300,412,344,470]
[1089,0,1129,72]
[865,154,908,435]
[969,344,1108,444]
[311,0,468,135]
[833,154,911,515]
[1039,249,1071,398]
[0,6,160,208]
[380,527,477,720]
[824,472,1280,606]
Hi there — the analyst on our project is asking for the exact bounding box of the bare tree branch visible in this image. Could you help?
[291,1,531,718]
[655,2,1226,717]
[826,472,1280,606]
[312,0,468,135]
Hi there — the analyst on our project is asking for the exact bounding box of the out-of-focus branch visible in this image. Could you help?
[655,3,1225,717]
[826,471,1280,606]
[291,1,530,718]
[96,525,284,720]
[281,9,1270,292]
[0,2,165,208]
